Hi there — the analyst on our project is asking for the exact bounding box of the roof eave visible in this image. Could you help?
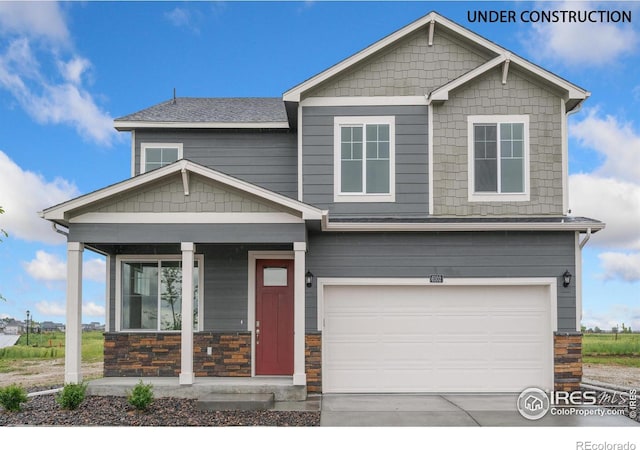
[114,120,290,131]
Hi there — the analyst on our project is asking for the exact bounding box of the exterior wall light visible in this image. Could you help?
[562,270,572,288]
[305,271,314,288]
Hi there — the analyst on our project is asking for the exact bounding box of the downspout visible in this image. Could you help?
[579,227,591,249]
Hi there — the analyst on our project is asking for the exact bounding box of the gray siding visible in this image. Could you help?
[306,27,491,97]
[302,105,429,217]
[305,231,577,332]
[134,130,297,199]
[433,66,564,216]
[106,244,290,333]
[68,223,306,244]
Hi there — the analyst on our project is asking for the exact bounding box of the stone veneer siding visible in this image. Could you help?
[104,332,251,377]
[305,333,322,393]
[554,332,582,392]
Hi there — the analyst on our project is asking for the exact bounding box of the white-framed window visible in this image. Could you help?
[115,255,204,332]
[140,143,183,173]
[467,115,530,202]
[334,116,395,202]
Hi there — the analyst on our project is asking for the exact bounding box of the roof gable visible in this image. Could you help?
[41,160,325,225]
[283,12,588,107]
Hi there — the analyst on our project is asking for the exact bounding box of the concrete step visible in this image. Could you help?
[196,393,275,411]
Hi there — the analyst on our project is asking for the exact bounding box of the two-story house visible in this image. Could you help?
[41,12,603,398]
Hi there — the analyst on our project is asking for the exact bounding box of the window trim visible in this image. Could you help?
[140,143,183,174]
[467,115,530,202]
[115,254,204,332]
[333,116,396,203]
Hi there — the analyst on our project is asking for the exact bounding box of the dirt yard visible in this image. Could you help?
[0,360,103,389]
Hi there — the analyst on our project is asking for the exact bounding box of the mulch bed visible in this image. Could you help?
[0,387,320,427]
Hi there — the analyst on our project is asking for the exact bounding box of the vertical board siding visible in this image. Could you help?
[302,105,429,217]
[305,231,577,332]
[134,129,297,199]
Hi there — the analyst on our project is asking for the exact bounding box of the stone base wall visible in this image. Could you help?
[194,332,251,377]
[104,332,251,377]
[305,333,322,393]
[554,332,583,392]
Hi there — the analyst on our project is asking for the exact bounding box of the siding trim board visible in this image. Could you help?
[322,220,604,233]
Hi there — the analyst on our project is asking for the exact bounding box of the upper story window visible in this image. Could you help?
[141,143,183,173]
[467,115,530,202]
[334,116,395,203]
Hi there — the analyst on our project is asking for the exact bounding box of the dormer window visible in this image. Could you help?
[333,116,395,203]
[141,143,183,173]
[467,115,530,202]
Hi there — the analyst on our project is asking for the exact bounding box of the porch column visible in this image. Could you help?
[293,242,307,385]
[65,242,84,384]
[179,242,195,385]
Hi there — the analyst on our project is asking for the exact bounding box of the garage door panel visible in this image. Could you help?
[322,282,553,393]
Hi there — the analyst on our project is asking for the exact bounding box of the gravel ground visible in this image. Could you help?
[0,387,320,426]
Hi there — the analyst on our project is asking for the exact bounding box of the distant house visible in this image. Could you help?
[4,320,25,334]
[82,322,105,332]
[41,321,65,332]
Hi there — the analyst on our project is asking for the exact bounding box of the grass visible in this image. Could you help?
[0,331,104,363]
[582,333,640,368]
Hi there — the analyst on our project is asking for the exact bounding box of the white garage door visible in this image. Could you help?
[322,282,553,393]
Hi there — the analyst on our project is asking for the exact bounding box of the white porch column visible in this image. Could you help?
[65,242,84,384]
[293,242,307,386]
[179,242,195,385]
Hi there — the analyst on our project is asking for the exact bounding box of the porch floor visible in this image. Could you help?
[86,376,309,402]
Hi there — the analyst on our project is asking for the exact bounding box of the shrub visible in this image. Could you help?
[128,380,154,411]
[0,384,28,412]
[56,382,87,410]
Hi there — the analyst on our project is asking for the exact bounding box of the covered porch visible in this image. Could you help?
[40,160,325,395]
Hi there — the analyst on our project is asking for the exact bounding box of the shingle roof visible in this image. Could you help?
[115,97,287,124]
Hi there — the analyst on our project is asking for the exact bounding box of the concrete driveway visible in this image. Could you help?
[320,394,640,426]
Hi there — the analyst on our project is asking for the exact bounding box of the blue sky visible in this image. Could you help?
[0,1,638,330]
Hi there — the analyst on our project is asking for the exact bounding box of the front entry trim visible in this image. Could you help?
[247,251,294,377]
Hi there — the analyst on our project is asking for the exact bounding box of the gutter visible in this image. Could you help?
[52,222,69,237]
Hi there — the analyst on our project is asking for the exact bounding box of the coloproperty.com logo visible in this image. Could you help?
[517,387,638,420]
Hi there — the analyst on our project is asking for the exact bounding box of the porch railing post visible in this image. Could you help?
[179,242,195,385]
[293,242,307,386]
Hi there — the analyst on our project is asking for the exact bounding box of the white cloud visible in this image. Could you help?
[570,109,640,183]
[523,1,638,67]
[83,258,106,283]
[582,305,640,332]
[23,250,106,283]
[83,301,105,317]
[36,300,104,318]
[0,4,116,145]
[0,2,69,43]
[0,151,79,244]
[569,174,640,250]
[24,250,66,281]
[598,252,640,282]
[36,300,66,317]
[165,7,201,34]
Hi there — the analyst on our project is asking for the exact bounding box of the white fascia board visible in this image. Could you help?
[429,55,505,102]
[283,12,439,102]
[69,212,305,224]
[301,96,428,107]
[285,11,587,103]
[43,160,325,222]
[323,221,606,233]
[114,121,290,131]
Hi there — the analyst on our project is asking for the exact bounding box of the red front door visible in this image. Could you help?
[255,259,294,375]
